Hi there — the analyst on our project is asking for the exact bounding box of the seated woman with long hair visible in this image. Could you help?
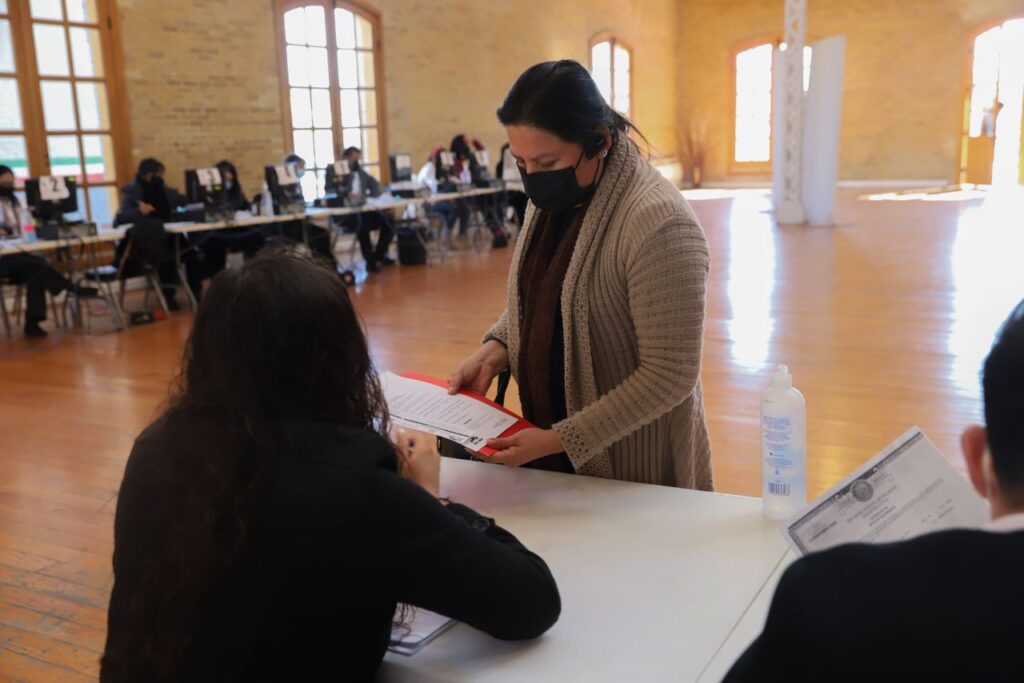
[101,250,560,682]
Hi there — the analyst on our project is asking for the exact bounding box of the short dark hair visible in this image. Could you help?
[0,164,13,179]
[136,157,164,180]
[284,153,305,166]
[496,60,642,158]
[985,300,1024,502]
[343,147,361,158]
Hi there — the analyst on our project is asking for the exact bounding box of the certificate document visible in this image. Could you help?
[783,427,989,556]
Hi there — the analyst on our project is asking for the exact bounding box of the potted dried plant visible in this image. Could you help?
[681,117,708,188]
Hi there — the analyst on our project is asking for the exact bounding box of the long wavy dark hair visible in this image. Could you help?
[104,249,392,680]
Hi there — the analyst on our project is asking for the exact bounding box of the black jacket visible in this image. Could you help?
[102,420,560,682]
[725,528,1024,682]
[116,179,185,225]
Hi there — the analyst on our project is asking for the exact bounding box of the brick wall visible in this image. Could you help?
[115,0,1024,190]
[677,0,1024,183]
[115,0,678,195]
[117,0,284,198]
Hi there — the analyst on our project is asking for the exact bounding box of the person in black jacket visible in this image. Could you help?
[115,158,204,309]
[101,249,560,683]
[725,299,1024,683]
[331,146,395,272]
[199,160,266,277]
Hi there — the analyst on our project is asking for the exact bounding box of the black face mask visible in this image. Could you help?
[518,150,597,212]
[350,160,361,173]
[0,185,14,198]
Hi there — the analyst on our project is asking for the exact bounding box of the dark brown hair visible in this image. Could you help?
[106,249,392,679]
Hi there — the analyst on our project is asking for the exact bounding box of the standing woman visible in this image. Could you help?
[449,60,712,489]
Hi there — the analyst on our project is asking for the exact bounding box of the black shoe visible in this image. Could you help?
[379,256,396,266]
[74,285,99,298]
[24,321,48,338]
[165,296,181,312]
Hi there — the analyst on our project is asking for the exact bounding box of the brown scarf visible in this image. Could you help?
[517,206,587,431]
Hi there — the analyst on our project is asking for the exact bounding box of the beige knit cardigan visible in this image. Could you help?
[485,133,713,489]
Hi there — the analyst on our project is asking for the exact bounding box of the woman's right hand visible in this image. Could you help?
[397,428,441,498]
[449,340,509,396]
[138,201,156,215]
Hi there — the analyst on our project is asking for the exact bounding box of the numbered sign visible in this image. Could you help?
[474,150,490,167]
[502,148,520,182]
[275,163,300,186]
[195,167,222,189]
[333,159,351,176]
[396,154,412,171]
[39,176,70,202]
[439,151,454,167]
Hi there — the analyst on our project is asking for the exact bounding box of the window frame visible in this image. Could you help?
[729,35,814,175]
[2,0,131,222]
[589,32,633,118]
[729,36,779,175]
[273,0,390,191]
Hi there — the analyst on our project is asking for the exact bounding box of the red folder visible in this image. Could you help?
[400,373,536,456]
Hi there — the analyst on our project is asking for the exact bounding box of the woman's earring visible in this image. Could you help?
[600,150,608,158]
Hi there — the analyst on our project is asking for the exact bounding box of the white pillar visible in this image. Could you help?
[802,36,846,225]
[773,0,807,224]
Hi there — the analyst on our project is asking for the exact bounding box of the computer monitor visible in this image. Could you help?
[474,149,491,168]
[264,163,304,212]
[24,176,78,224]
[501,147,521,183]
[325,159,352,191]
[389,153,413,182]
[184,167,226,205]
[435,150,454,180]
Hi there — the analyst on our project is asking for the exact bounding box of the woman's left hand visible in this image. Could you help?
[484,429,565,467]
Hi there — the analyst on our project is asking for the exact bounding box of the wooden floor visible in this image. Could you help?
[0,185,1021,679]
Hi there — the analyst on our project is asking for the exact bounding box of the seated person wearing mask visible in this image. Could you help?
[416,147,458,236]
[496,142,528,228]
[115,158,204,310]
[450,134,506,247]
[0,164,78,338]
[725,299,1024,682]
[276,153,340,273]
[330,146,394,273]
[200,160,266,277]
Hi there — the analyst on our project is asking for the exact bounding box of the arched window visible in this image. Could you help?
[0,0,130,222]
[732,40,812,167]
[590,34,631,117]
[277,0,387,198]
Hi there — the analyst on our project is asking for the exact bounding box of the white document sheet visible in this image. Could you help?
[381,372,518,450]
[389,607,455,656]
[783,427,990,556]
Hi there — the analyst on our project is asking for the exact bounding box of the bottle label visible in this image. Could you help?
[763,414,796,497]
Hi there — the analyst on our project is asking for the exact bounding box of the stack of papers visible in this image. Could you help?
[782,427,990,555]
[381,372,520,451]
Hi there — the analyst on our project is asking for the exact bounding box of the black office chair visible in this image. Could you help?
[82,217,170,324]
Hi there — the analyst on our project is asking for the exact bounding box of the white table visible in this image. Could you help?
[695,551,795,683]
[0,226,126,256]
[380,459,789,683]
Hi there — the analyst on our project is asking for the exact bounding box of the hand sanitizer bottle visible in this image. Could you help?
[761,364,807,520]
[19,207,37,243]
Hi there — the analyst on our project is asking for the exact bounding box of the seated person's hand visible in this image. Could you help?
[397,428,441,498]
[139,201,156,215]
